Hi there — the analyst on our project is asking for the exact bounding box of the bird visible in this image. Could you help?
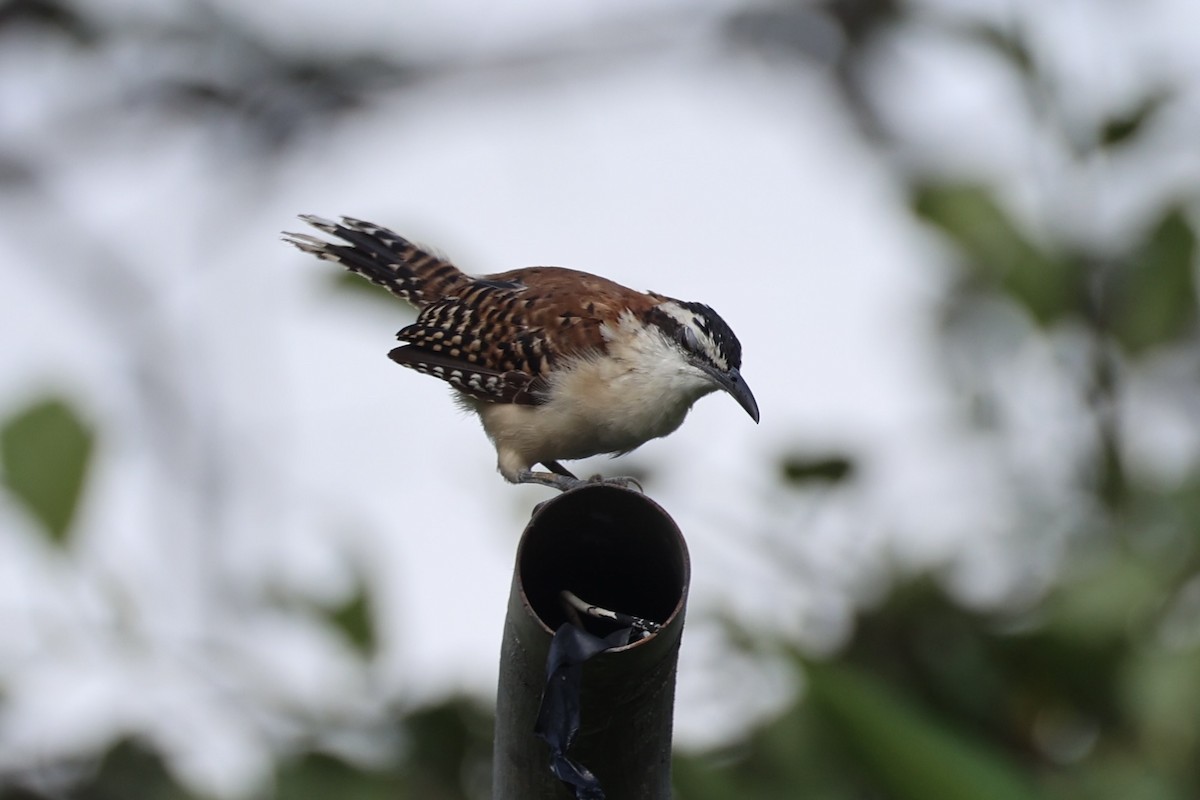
[282,215,759,491]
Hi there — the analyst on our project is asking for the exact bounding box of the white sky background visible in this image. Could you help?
[1,0,1198,795]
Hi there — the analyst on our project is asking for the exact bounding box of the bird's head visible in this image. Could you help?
[648,295,760,423]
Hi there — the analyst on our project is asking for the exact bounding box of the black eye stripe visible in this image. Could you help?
[649,300,743,370]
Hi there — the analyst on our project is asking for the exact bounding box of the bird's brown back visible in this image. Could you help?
[393,266,657,405]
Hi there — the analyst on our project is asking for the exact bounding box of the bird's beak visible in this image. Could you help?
[706,366,760,423]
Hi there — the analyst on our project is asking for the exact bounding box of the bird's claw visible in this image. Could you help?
[516,468,643,495]
[584,474,643,493]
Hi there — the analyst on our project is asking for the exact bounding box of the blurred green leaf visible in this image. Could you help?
[0,788,48,799]
[913,184,1083,326]
[1047,752,1179,800]
[780,453,855,485]
[65,738,199,800]
[330,585,376,656]
[822,0,901,46]
[1044,558,1163,644]
[844,578,1014,726]
[1120,644,1200,769]
[1,396,94,546]
[331,270,378,296]
[674,687,873,800]
[276,752,399,800]
[404,697,494,797]
[969,25,1034,77]
[1100,91,1171,148]
[805,661,1044,800]
[330,272,416,318]
[0,0,99,46]
[1111,209,1196,355]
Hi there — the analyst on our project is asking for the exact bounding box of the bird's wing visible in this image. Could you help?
[389,267,638,405]
[390,287,560,406]
[388,344,543,405]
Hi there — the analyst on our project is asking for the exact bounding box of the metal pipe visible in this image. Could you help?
[493,483,690,799]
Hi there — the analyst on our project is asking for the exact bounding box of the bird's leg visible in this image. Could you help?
[516,468,587,492]
[543,460,577,478]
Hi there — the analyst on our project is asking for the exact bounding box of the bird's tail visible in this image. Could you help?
[282,215,470,308]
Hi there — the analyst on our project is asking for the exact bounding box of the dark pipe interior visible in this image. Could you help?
[518,485,689,636]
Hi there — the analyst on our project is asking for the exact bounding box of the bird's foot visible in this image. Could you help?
[517,470,586,493]
[515,469,644,494]
[585,473,644,493]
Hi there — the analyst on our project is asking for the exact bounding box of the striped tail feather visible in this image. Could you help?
[282,215,470,309]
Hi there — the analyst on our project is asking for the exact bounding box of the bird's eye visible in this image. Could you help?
[679,326,702,354]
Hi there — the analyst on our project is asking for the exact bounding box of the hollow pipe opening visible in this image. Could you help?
[517,484,689,642]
